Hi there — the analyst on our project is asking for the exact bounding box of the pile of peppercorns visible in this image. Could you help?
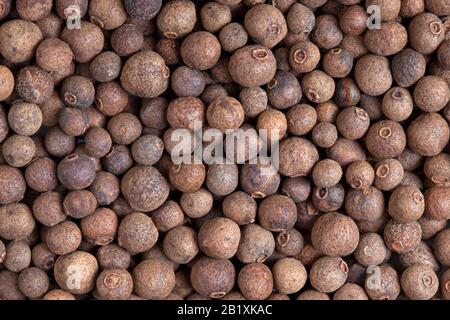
[0,0,449,301]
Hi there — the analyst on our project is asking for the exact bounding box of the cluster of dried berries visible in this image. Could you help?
[0,0,450,301]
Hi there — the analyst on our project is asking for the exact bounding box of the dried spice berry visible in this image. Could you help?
[287,3,315,35]
[163,226,199,264]
[124,0,162,21]
[354,232,387,267]
[258,194,297,232]
[366,120,407,159]
[2,135,36,168]
[311,212,359,256]
[309,256,348,293]
[0,65,14,101]
[401,264,439,300]
[61,76,95,109]
[32,191,66,227]
[8,102,43,136]
[373,158,404,191]
[364,22,408,56]
[273,258,307,294]
[191,257,235,299]
[388,185,424,223]
[407,112,449,156]
[157,0,196,39]
[434,229,450,267]
[121,166,170,212]
[31,243,57,272]
[222,191,257,225]
[121,50,170,98]
[18,267,49,298]
[198,217,241,259]
[229,45,277,87]
[44,220,82,255]
[118,212,158,254]
[180,31,221,71]
[355,54,392,96]
[391,49,426,88]
[206,96,244,132]
[336,107,370,140]
[81,208,118,245]
[238,262,273,300]
[327,138,366,168]
[384,219,422,254]
[301,70,335,104]
[89,0,127,30]
[236,223,275,263]
[180,188,213,219]
[0,19,43,63]
[409,13,445,55]
[111,24,144,57]
[54,251,98,294]
[289,41,321,74]
[0,165,26,205]
[413,75,450,112]
[219,22,248,52]
[278,137,319,177]
[399,241,439,272]
[57,154,96,190]
[267,71,302,110]
[61,21,104,63]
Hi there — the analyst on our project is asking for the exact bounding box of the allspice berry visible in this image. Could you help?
[413,76,450,112]
[287,3,315,35]
[399,241,440,272]
[61,21,104,63]
[180,188,213,219]
[171,66,205,97]
[238,262,273,300]
[222,191,257,225]
[89,0,127,30]
[36,38,73,73]
[276,228,304,256]
[354,233,387,267]
[191,257,235,299]
[90,51,122,83]
[388,185,425,223]
[198,217,241,260]
[121,166,170,212]
[44,221,82,255]
[219,22,248,52]
[0,203,35,240]
[301,70,335,104]
[117,212,158,254]
[333,283,368,300]
[240,162,281,198]
[111,24,144,57]
[169,162,206,193]
[355,54,392,96]
[258,195,297,232]
[311,14,343,50]
[434,229,450,267]
[373,158,404,191]
[121,50,170,98]
[43,290,75,301]
[95,81,129,116]
[384,219,422,253]
[2,135,36,168]
[0,65,14,101]
[267,71,302,110]
[309,256,348,293]
[163,226,199,264]
[382,87,414,121]
[339,5,367,35]
[96,268,133,300]
[8,102,43,136]
[312,122,338,149]
[81,208,118,245]
[236,223,275,264]
[312,184,345,213]
[124,0,162,21]
[200,1,231,33]
[287,104,317,136]
[366,120,407,159]
[63,190,97,219]
[61,76,95,109]
[244,4,287,48]
[278,137,319,177]
[312,159,343,188]
[289,41,321,74]
[57,154,96,190]
[96,244,131,270]
[32,191,66,227]
[407,112,449,156]
[282,176,311,203]
[409,13,445,54]
[180,31,221,71]
[31,243,57,272]
[345,160,375,190]
[311,212,359,257]
[336,107,370,140]
[391,49,427,88]
[54,251,98,294]
[18,267,49,298]
[272,258,307,295]
[157,0,196,39]
[206,163,239,196]
[0,166,26,205]
[206,96,244,132]
[364,22,408,56]
[0,19,43,63]
[401,264,439,300]
[229,45,277,87]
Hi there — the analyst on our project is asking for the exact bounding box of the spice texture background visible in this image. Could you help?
[0,0,449,301]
